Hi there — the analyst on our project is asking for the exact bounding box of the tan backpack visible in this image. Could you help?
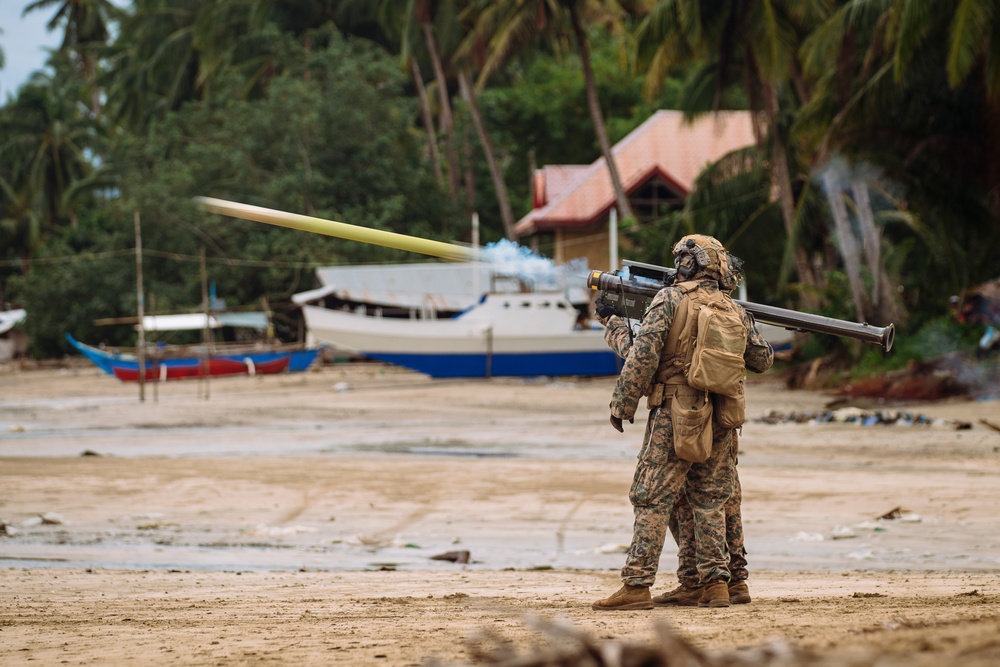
[668,284,748,432]
[686,291,747,398]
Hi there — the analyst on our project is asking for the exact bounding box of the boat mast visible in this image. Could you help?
[199,247,211,400]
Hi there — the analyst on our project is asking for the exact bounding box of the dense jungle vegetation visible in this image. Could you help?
[1,1,998,366]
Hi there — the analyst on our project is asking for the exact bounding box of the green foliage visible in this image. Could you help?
[14,209,137,357]
[3,0,1000,367]
[16,31,463,353]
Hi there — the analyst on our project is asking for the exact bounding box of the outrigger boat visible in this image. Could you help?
[67,310,322,382]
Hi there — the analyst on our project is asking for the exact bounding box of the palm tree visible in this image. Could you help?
[377,0,520,239]
[797,0,999,322]
[107,0,268,130]
[23,0,122,113]
[378,0,462,200]
[636,0,824,298]
[457,69,517,239]
[0,53,108,278]
[890,0,1000,217]
[463,0,642,222]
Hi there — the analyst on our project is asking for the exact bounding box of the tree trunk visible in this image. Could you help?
[420,20,460,201]
[410,59,444,188]
[822,171,869,323]
[458,70,518,241]
[852,178,903,325]
[761,81,817,294]
[462,120,476,215]
[569,6,634,222]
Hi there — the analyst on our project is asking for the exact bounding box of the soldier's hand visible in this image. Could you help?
[610,415,633,432]
[595,298,616,322]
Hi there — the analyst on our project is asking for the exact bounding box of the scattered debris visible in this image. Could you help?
[957,589,981,597]
[0,521,18,537]
[431,550,470,564]
[347,534,401,548]
[333,382,350,392]
[854,521,887,532]
[21,512,66,527]
[754,408,971,429]
[451,616,817,667]
[593,542,629,554]
[790,532,825,542]
[852,592,886,598]
[878,507,904,520]
[80,450,102,457]
[243,524,317,537]
[876,507,922,523]
[979,418,1000,433]
[830,526,857,540]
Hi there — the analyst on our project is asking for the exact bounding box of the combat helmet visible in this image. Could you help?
[673,234,742,290]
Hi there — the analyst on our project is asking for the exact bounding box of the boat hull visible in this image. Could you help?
[302,296,623,379]
[365,349,621,379]
[66,334,322,382]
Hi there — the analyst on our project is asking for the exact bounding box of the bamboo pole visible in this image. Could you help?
[134,210,146,403]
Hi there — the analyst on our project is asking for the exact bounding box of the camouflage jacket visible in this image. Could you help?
[605,278,774,420]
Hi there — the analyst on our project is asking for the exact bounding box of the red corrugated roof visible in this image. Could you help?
[516,110,757,235]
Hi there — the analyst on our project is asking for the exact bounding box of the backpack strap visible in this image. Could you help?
[654,281,701,382]
[647,282,702,408]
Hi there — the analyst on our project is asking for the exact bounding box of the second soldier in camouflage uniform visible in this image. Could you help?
[663,441,750,605]
[592,235,772,611]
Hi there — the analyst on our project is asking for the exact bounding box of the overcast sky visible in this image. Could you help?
[0,3,61,99]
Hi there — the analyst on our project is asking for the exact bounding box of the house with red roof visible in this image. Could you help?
[515,110,758,271]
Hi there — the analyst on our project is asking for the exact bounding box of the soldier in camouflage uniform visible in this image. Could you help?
[591,235,773,611]
[663,443,751,605]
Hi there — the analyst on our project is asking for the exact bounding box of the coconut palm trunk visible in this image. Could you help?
[458,70,517,240]
[410,58,445,188]
[568,5,634,222]
[419,19,461,200]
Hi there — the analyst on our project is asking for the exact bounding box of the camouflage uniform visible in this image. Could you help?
[604,278,772,588]
[669,450,747,587]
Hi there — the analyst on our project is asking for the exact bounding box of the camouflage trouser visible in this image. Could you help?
[622,406,735,588]
[669,470,747,587]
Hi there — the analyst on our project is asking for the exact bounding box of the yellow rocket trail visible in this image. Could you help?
[194,197,481,263]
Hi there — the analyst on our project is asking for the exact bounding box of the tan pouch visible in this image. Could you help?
[671,386,713,463]
[646,383,665,410]
[712,381,746,429]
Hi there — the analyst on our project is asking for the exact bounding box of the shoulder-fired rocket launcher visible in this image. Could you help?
[588,260,895,352]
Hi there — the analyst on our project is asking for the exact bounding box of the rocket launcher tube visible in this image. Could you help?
[194,196,482,263]
[588,265,895,352]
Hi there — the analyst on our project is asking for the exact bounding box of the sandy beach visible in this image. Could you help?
[1,361,999,665]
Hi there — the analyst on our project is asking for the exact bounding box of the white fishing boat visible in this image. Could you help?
[293,262,623,378]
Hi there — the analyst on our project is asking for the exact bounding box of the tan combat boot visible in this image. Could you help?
[591,584,654,611]
[697,580,732,608]
[651,583,704,607]
[728,580,751,604]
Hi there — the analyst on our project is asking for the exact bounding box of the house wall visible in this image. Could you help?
[555,224,613,272]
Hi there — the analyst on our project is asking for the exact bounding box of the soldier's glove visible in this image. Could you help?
[610,415,633,432]
[595,297,616,322]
